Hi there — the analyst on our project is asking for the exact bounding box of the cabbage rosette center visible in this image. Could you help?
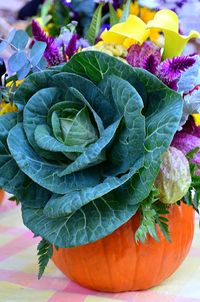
[0,51,182,247]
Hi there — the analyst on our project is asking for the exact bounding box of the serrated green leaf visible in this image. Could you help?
[37,239,53,279]
[86,3,103,45]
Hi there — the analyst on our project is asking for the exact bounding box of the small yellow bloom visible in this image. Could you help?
[100,15,149,49]
[147,9,200,59]
[0,100,18,116]
[192,114,200,127]
[6,80,24,88]
[117,2,139,19]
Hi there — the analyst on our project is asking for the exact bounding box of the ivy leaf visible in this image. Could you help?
[30,41,47,67]
[11,30,29,50]
[109,3,119,26]
[8,51,27,72]
[86,3,103,45]
[37,238,53,279]
[120,0,131,22]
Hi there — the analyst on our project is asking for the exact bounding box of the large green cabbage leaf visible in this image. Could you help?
[0,51,182,247]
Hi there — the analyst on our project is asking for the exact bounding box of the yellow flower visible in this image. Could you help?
[117,2,158,44]
[6,80,24,88]
[100,15,149,49]
[0,100,18,116]
[117,2,139,18]
[192,114,200,127]
[147,9,200,59]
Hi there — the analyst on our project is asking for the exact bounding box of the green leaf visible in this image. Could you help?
[58,118,121,177]
[34,124,85,154]
[14,70,58,106]
[0,114,51,207]
[86,3,103,45]
[41,0,53,18]
[51,72,116,128]
[30,41,47,66]
[11,30,29,50]
[37,238,53,279]
[120,0,131,22]
[61,106,98,147]
[8,51,27,72]
[7,123,101,194]
[43,157,143,218]
[98,75,145,174]
[135,189,170,243]
[22,198,139,248]
[17,61,31,80]
[109,3,119,26]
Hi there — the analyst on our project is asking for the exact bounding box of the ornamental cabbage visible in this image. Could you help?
[0,51,182,247]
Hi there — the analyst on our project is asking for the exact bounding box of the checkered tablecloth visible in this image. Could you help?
[0,195,200,302]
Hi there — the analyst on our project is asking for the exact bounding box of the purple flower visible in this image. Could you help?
[60,0,72,7]
[77,38,90,49]
[55,30,89,60]
[127,41,161,75]
[157,56,196,90]
[172,117,200,174]
[32,20,62,66]
[66,33,77,59]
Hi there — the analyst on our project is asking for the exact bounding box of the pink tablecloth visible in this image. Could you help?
[0,195,200,302]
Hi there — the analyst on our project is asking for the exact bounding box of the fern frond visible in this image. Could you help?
[37,238,53,279]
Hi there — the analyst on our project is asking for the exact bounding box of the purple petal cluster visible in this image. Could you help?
[127,41,161,74]
[32,20,62,66]
[127,42,196,91]
[55,31,89,60]
[172,117,200,175]
[157,56,196,89]
[65,34,77,59]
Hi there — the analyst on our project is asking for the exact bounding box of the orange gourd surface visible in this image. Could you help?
[52,202,194,292]
[0,190,4,204]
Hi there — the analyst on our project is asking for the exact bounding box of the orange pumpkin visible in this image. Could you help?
[0,190,4,204]
[52,202,194,292]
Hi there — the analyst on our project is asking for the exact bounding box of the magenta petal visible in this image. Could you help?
[172,132,200,166]
[32,19,62,66]
[127,41,161,75]
[181,116,200,138]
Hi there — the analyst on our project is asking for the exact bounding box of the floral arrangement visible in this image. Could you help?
[1,0,200,280]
